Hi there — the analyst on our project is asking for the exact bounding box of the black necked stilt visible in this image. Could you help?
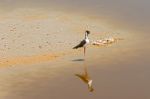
[73,30,90,56]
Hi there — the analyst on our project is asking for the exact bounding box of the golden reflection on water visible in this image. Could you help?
[75,65,94,92]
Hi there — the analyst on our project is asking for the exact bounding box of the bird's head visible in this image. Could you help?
[86,30,90,35]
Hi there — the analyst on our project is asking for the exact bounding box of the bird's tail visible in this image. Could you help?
[73,46,78,49]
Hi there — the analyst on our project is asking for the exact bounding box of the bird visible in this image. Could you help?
[73,30,90,56]
[75,67,94,92]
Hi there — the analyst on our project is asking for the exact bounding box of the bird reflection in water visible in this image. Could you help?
[75,66,94,92]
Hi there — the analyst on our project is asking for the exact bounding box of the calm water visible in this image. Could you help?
[0,0,150,99]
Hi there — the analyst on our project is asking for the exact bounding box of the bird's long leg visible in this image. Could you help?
[84,47,86,56]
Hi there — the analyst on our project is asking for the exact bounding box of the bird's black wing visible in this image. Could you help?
[73,40,86,49]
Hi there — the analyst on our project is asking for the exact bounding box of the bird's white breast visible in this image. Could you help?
[88,80,93,87]
[83,39,89,47]
[86,39,90,44]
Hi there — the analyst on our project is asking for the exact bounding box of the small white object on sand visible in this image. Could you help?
[92,37,116,46]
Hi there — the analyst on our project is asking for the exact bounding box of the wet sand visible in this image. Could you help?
[0,7,150,99]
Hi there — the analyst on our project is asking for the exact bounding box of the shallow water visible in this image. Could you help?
[0,0,150,99]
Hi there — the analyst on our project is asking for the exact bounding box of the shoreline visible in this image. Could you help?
[0,8,116,62]
[0,53,59,67]
[0,8,145,69]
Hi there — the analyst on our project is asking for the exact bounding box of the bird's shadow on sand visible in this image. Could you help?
[72,59,85,62]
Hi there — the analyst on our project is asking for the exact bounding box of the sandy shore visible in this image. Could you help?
[0,8,119,67]
[0,8,149,99]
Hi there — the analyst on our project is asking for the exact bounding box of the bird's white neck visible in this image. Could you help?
[85,32,88,39]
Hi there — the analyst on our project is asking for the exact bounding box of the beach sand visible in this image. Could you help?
[0,8,150,99]
[0,8,117,66]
